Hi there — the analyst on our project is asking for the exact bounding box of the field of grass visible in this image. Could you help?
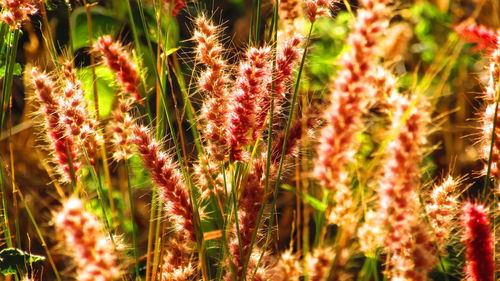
[0,0,498,281]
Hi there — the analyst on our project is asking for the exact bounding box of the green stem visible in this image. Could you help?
[251,22,314,275]
[0,28,30,281]
[18,189,62,281]
[0,29,20,130]
[254,0,263,43]
[245,2,280,279]
[124,161,140,278]
[0,167,13,248]
[484,91,500,198]
[145,187,158,281]
[84,152,115,235]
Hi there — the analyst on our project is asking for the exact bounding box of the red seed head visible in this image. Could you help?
[461,202,494,281]
[133,126,196,242]
[55,197,121,281]
[193,15,231,163]
[304,0,334,23]
[32,68,80,182]
[0,0,37,29]
[93,36,141,102]
[227,46,272,161]
[455,21,499,53]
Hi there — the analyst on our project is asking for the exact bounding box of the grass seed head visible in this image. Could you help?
[54,197,121,281]
[461,202,494,281]
[93,36,141,102]
[0,0,37,29]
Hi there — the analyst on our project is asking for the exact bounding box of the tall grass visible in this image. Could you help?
[0,1,498,281]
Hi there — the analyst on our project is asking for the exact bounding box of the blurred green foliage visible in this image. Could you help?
[70,6,121,50]
[77,65,116,118]
[410,2,452,63]
[305,12,352,92]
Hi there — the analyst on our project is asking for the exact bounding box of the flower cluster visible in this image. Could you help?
[133,126,196,242]
[93,36,141,102]
[425,175,459,251]
[227,46,272,161]
[455,21,499,53]
[279,0,302,31]
[32,68,80,182]
[0,0,37,29]
[477,37,500,181]
[314,0,391,229]
[60,62,100,166]
[54,197,120,281]
[304,0,335,23]
[255,35,302,136]
[193,15,231,162]
[108,95,137,161]
[461,203,494,281]
[377,93,436,281]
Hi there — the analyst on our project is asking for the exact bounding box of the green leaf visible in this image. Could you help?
[281,184,327,211]
[0,63,21,78]
[436,257,452,272]
[70,6,121,50]
[77,65,117,118]
[164,47,180,58]
[0,248,45,275]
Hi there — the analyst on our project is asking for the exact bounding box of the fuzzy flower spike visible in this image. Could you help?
[304,0,336,23]
[476,36,500,185]
[55,197,121,281]
[461,202,494,281]
[227,46,272,161]
[455,21,499,53]
[93,36,141,102]
[59,62,100,166]
[133,126,196,242]
[377,93,436,281]
[32,68,80,183]
[254,34,302,137]
[0,0,37,29]
[425,175,459,252]
[193,15,231,162]
[108,94,137,161]
[279,0,303,33]
[314,0,391,227]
